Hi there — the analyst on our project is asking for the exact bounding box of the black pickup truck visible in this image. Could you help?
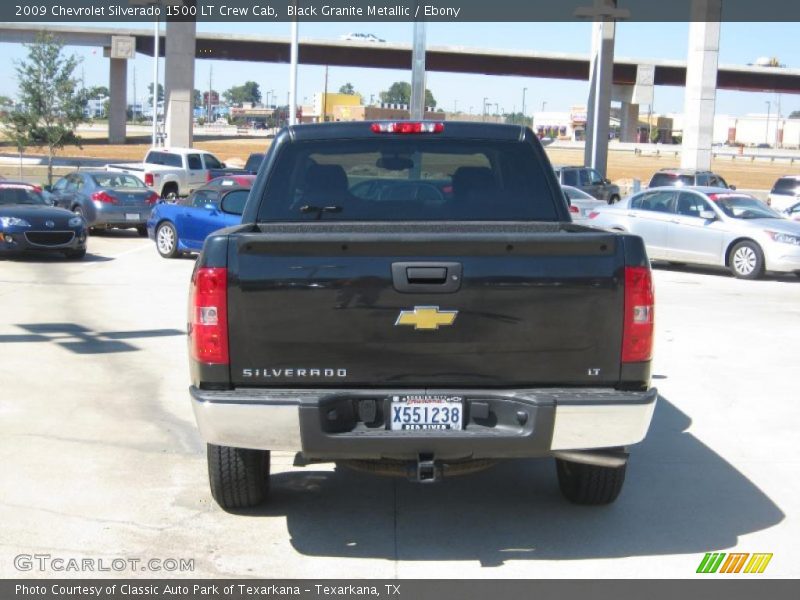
[188,121,657,510]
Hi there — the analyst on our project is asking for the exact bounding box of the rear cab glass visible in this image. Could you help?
[772,177,799,195]
[145,151,183,168]
[256,138,561,222]
[649,173,694,187]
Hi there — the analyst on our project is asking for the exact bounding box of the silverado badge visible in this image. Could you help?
[395,306,458,331]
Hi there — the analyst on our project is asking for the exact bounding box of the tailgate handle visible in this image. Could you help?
[392,262,462,293]
[406,267,447,284]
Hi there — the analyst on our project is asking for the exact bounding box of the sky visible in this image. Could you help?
[1,21,798,117]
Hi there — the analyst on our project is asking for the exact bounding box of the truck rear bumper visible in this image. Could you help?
[190,387,657,460]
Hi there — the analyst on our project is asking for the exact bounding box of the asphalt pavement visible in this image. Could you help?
[0,232,798,578]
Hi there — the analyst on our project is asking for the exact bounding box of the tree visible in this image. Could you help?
[789,110,800,119]
[0,110,31,179]
[10,33,87,185]
[222,81,261,107]
[193,89,202,109]
[148,82,164,105]
[504,112,531,127]
[379,81,437,108]
[87,85,109,100]
[339,82,357,95]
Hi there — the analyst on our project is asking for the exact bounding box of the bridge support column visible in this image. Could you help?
[620,102,640,143]
[164,20,196,148]
[108,58,127,144]
[681,0,721,170]
[584,4,617,177]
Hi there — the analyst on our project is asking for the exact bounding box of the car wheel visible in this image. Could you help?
[729,241,765,280]
[63,248,87,260]
[207,444,270,510]
[609,194,620,204]
[161,185,179,201]
[155,222,179,258]
[71,206,89,231]
[136,225,148,238]
[555,458,627,505]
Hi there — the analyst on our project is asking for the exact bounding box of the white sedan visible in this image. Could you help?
[587,186,800,279]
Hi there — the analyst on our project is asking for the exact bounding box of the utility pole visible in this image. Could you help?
[133,64,137,121]
[323,65,329,122]
[152,14,159,147]
[482,97,488,121]
[207,64,213,123]
[765,100,771,145]
[289,18,299,125]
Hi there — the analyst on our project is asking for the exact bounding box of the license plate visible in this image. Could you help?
[125,213,139,221]
[389,395,463,431]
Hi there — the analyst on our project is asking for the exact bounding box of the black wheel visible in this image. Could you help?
[556,458,627,505]
[63,248,87,260]
[207,444,270,510]
[136,225,148,238]
[161,185,179,201]
[155,222,179,258]
[729,240,765,280]
[608,194,620,204]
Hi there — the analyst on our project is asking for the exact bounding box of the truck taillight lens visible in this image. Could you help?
[207,171,214,182]
[621,265,654,363]
[146,192,159,205]
[91,191,117,204]
[569,205,580,214]
[189,267,229,365]
[144,172,154,187]
[370,122,444,134]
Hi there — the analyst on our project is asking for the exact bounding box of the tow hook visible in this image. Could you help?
[410,453,441,483]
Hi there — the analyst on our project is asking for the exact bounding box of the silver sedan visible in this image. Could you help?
[562,185,606,223]
[587,186,800,279]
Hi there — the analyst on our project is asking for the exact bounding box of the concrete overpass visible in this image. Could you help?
[3,21,800,166]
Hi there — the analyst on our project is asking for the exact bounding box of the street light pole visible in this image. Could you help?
[522,87,527,124]
[288,18,299,126]
[482,97,488,122]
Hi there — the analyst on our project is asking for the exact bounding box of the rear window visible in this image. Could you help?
[771,177,799,195]
[560,169,578,186]
[245,153,264,173]
[256,139,559,222]
[649,173,694,187]
[145,151,182,168]
[92,174,145,189]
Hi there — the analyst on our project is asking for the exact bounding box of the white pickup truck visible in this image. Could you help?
[107,148,248,199]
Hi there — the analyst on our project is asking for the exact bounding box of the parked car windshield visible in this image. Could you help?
[710,195,781,219]
[562,186,595,201]
[92,174,146,189]
[0,185,47,206]
[258,139,560,222]
[649,173,694,187]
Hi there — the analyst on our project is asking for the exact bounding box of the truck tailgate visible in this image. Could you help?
[227,223,627,388]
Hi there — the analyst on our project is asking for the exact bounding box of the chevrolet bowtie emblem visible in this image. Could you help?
[395,306,458,331]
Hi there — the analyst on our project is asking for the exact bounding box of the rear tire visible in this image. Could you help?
[556,458,627,505]
[161,184,179,202]
[207,444,270,510]
[155,222,179,258]
[608,194,620,204]
[729,240,765,280]
[136,225,148,238]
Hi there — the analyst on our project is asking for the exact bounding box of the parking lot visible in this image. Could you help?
[1,231,798,578]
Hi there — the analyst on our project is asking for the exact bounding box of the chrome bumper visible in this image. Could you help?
[189,386,658,456]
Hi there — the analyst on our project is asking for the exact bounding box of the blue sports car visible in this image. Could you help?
[146,176,254,258]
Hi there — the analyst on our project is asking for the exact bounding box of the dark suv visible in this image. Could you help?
[553,166,620,204]
[648,168,735,190]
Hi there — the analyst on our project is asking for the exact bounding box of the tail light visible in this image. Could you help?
[621,266,654,363]
[189,267,229,365]
[146,192,160,205]
[207,171,214,182]
[144,172,154,187]
[587,211,600,219]
[91,191,117,204]
[371,122,444,134]
[32,185,43,193]
[568,205,580,214]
